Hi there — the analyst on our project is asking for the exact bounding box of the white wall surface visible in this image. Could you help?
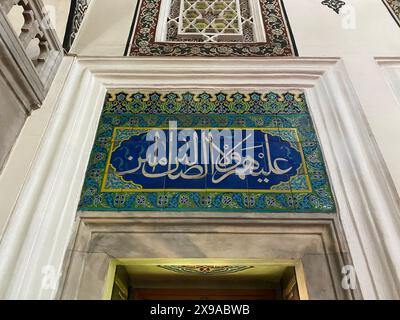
[42,0,71,44]
[1,0,400,299]
[2,0,400,237]
[70,0,138,55]
[69,0,400,56]
[285,0,400,56]
[0,58,74,236]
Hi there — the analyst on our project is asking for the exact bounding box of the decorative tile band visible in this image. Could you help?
[103,91,309,114]
[128,0,296,56]
[78,90,336,213]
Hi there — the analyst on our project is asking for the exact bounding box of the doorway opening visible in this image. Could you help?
[103,259,309,300]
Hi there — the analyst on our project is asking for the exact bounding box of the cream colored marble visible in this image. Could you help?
[0,57,74,236]
[42,0,72,43]
[285,0,400,56]
[71,0,137,55]
[1,0,400,301]
[59,214,357,300]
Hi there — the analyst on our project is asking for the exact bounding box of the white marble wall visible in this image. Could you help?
[59,213,357,300]
[1,0,400,299]
[42,0,72,43]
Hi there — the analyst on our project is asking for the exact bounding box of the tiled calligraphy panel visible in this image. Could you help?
[78,91,335,213]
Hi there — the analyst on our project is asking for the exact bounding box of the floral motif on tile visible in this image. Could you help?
[129,0,296,56]
[384,0,400,26]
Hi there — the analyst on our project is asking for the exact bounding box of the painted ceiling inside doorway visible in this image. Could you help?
[78,90,335,213]
[128,0,296,56]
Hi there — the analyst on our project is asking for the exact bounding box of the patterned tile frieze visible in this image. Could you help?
[129,0,296,56]
[79,90,335,213]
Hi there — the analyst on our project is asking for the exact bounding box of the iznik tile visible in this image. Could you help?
[78,90,336,213]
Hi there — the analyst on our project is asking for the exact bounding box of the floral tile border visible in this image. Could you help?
[128,0,297,57]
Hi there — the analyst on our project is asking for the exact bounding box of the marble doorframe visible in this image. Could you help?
[378,58,400,107]
[58,212,356,300]
[0,57,399,299]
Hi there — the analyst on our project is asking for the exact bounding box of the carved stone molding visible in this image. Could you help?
[58,214,357,299]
